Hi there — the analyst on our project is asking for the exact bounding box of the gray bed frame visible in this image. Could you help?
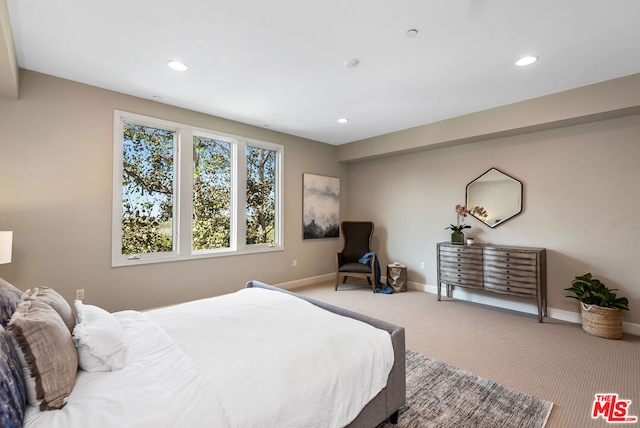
[245,281,406,427]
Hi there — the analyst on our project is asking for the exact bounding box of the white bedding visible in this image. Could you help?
[24,287,394,428]
[24,310,229,427]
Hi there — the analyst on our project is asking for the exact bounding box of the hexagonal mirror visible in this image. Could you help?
[465,167,523,228]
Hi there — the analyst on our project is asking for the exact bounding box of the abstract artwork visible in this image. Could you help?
[303,173,340,239]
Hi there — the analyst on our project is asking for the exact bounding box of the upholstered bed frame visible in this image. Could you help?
[245,281,406,426]
[1,278,405,427]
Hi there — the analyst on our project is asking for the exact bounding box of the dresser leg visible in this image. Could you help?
[537,298,543,323]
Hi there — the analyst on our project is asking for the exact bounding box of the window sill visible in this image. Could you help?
[111,244,283,268]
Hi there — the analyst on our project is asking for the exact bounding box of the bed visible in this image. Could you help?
[0,279,405,428]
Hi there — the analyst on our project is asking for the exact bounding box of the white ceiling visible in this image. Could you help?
[7,0,640,145]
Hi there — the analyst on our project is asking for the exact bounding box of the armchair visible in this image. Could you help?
[336,221,376,292]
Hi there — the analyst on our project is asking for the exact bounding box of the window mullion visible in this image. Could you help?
[111,113,125,264]
[275,147,283,247]
[235,140,247,250]
[177,128,193,256]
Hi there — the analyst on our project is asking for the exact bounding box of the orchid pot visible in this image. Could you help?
[446,204,471,244]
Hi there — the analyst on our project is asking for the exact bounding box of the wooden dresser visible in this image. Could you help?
[436,242,547,322]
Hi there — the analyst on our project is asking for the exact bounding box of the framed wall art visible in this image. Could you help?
[302,173,340,239]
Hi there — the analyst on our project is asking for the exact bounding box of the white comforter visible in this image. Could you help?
[24,287,394,428]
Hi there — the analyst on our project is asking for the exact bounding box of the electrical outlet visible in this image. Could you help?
[75,289,85,300]
[292,259,298,268]
[420,262,425,270]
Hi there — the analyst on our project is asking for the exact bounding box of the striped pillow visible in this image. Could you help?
[7,299,78,410]
[22,287,75,332]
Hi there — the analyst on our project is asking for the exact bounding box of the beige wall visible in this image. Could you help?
[346,114,640,325]
[2,69,640,327]
[337,73,640,163]
[0,70,346,311]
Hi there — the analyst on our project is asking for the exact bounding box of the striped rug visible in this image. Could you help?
[380,350,553,428]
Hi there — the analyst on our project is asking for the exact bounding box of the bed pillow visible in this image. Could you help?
[22,287,75,332]
[73,301,127,372]
[0,325,26,428]
[7,299,78,410]
[0,277,22,327]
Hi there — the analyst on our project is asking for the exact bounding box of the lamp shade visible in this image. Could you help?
[0,231,13,264]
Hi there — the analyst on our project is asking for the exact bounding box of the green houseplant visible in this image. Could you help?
[564,273,629,339]
[445,205,471,244]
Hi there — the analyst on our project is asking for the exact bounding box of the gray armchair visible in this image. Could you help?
[336,221,376,291]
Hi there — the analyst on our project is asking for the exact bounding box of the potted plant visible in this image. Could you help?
[564,273,629,339]
[445,205,471,244]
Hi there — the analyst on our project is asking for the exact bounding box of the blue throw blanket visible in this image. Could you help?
[359,252,393,294]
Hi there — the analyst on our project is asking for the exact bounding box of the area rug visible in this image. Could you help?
[379,350,553,428]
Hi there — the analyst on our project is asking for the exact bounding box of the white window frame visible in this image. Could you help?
[112,110,283,267]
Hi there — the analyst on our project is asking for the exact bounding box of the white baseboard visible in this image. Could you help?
[274,273,335,291]
[547,307,640,336]
[412,281,542,316]
[546,307,581,324]
[411,281,640,336]
[274,275,640,336]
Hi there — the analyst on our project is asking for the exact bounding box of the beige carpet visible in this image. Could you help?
[291,281,640,428]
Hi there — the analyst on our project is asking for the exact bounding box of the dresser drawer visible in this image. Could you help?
[483,261,538,275]
[438,244,483,288]
[440,271,483,288]
[439,254,483,269]
[484,248,536,269]
[439,245,483,267]
[483,248,536,261]
[483,278,537,297]
[441,265,483,278]
[439,245,483,257]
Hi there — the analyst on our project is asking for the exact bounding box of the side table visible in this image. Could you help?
[387,263,407,292]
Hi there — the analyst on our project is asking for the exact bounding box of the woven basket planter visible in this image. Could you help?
[580,303,623,340]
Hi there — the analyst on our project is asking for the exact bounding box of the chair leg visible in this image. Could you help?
[335,273,340,290]
[366,277,372,285]
[343,276,348,283]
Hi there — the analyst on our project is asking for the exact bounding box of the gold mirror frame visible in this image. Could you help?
[465,167,523,228]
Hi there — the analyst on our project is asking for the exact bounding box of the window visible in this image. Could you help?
[121,123,175,255]
[112,111,283,266]
[192,135,232,251]
[246,145,277,245]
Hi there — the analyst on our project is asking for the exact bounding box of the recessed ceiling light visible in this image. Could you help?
[406,29,418,37]
[337,118,349,124]
[344,59,359,69]
[515,55,538,67]
[167,60,189,71]
[152,95,162,101]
